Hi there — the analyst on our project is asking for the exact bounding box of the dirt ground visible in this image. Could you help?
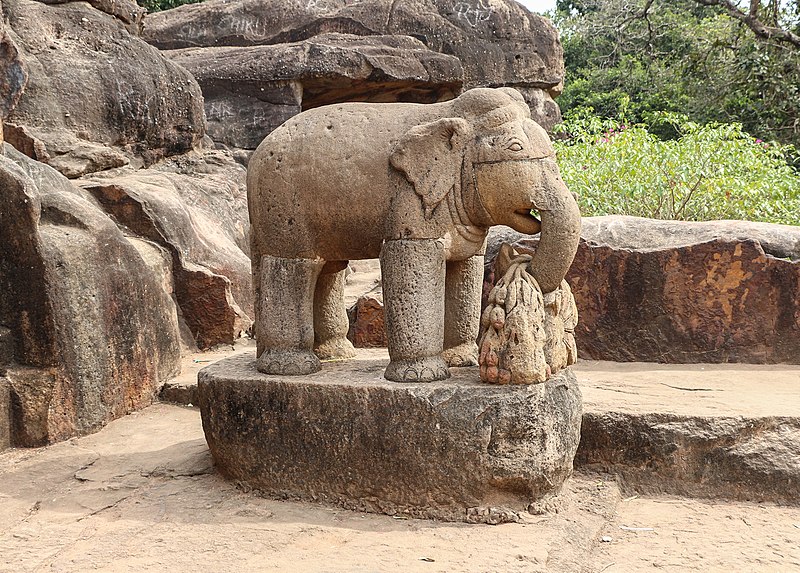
[1,394,799,572]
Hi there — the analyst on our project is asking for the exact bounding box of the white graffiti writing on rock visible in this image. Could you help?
[454,0,494,27]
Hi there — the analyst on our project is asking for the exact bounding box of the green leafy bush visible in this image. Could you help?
[553,1,800,148]
[555,117,800,225]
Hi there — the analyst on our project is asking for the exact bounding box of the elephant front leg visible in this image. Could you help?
[313,267,357,360]
[255,254,324,375]
[380,239,449,382]
[442,255,483,367]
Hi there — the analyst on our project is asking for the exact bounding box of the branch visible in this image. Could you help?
[694,0,800,49]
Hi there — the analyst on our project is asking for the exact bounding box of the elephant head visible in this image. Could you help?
[390,88,581,293]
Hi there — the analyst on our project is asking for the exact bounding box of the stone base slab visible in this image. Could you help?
[198,351,582,523]
[0,377,11,450]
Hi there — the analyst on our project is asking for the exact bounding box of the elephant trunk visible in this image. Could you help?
[529,184,581,294]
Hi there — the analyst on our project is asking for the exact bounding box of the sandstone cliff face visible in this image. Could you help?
[0,144,183,446]
[143,0,565,151]
[0,0,252,449]
[3,0,206,177]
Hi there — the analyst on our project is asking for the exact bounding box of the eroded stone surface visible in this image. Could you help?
[198,351,582,522]
[578,412,800,505]
[0,376,10,451]
[4,0,205,177]
[145,0,564,139]
[347,292,388,347]
[248,88,579,382]
[0,144,182,446]
[487,216,800,363]
[0,11,26,123]
[36,0,146,33]
[143,0,563,89]
[575,359,800,504]
[81,150,253,348]
[166,33,462,149]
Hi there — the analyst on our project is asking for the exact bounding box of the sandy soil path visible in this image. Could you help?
[1,401,798,573]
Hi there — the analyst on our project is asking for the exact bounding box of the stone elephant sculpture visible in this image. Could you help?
[247,87,580,382]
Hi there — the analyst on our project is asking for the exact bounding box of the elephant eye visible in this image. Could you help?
[507,141,524,152]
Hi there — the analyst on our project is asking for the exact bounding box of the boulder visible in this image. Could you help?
[3,0,205,178]
[347,292,388,348]
[166,33,463,149]
[487,216,800,364]
[35,0,146,34]
[81,150,253,349]
[0,144,182,446]
[144,0,564,132]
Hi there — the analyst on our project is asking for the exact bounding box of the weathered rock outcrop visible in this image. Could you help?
[0,144,182,446]
[167,33,462,149]
[579,412,800,504]
[3,0,205,178]
[145,0,564,148]
[0,375,10,450]
[82,150,253,349]
[36,0,146,34]
[0,8,26,128]
[347,292,388,348]
[0,0,255,449]
[487,216,800,364]
[575,361,800,504]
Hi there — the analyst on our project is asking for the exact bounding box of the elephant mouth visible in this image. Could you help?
[511,208,542,234]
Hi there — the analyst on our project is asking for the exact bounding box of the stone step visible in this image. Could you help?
[576,361,800,504]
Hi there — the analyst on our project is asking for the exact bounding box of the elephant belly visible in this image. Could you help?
[248,101,442,262]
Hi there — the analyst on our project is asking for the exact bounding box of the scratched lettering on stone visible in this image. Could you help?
[454,0,494,27]
[115,79,163,128]
[304,0,361,16]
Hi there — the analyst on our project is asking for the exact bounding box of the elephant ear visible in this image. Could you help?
[390,117,473,219]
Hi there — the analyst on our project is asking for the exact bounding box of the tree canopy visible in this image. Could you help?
[554,0,800,147]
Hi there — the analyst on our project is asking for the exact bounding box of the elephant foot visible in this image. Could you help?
[256,349,321,376]
[384,356,450,383]
[314,337,357,361]
[442,341,479,367]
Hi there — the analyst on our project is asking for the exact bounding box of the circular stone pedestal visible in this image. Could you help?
[198,350,582,523]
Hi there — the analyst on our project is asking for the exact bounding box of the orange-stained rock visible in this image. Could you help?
[348,293,389,348]
[487,216,800,364]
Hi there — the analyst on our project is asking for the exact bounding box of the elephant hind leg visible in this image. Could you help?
[442,255,483,367]
[255,254,324,375]
[313,264,357,360]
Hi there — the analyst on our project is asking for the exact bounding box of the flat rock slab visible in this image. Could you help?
[576,361,800,504]
[198,350,582,523]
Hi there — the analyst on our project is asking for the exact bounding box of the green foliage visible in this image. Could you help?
[135,0,203,13]
[555,117,800,225]
[554,0,800,147]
